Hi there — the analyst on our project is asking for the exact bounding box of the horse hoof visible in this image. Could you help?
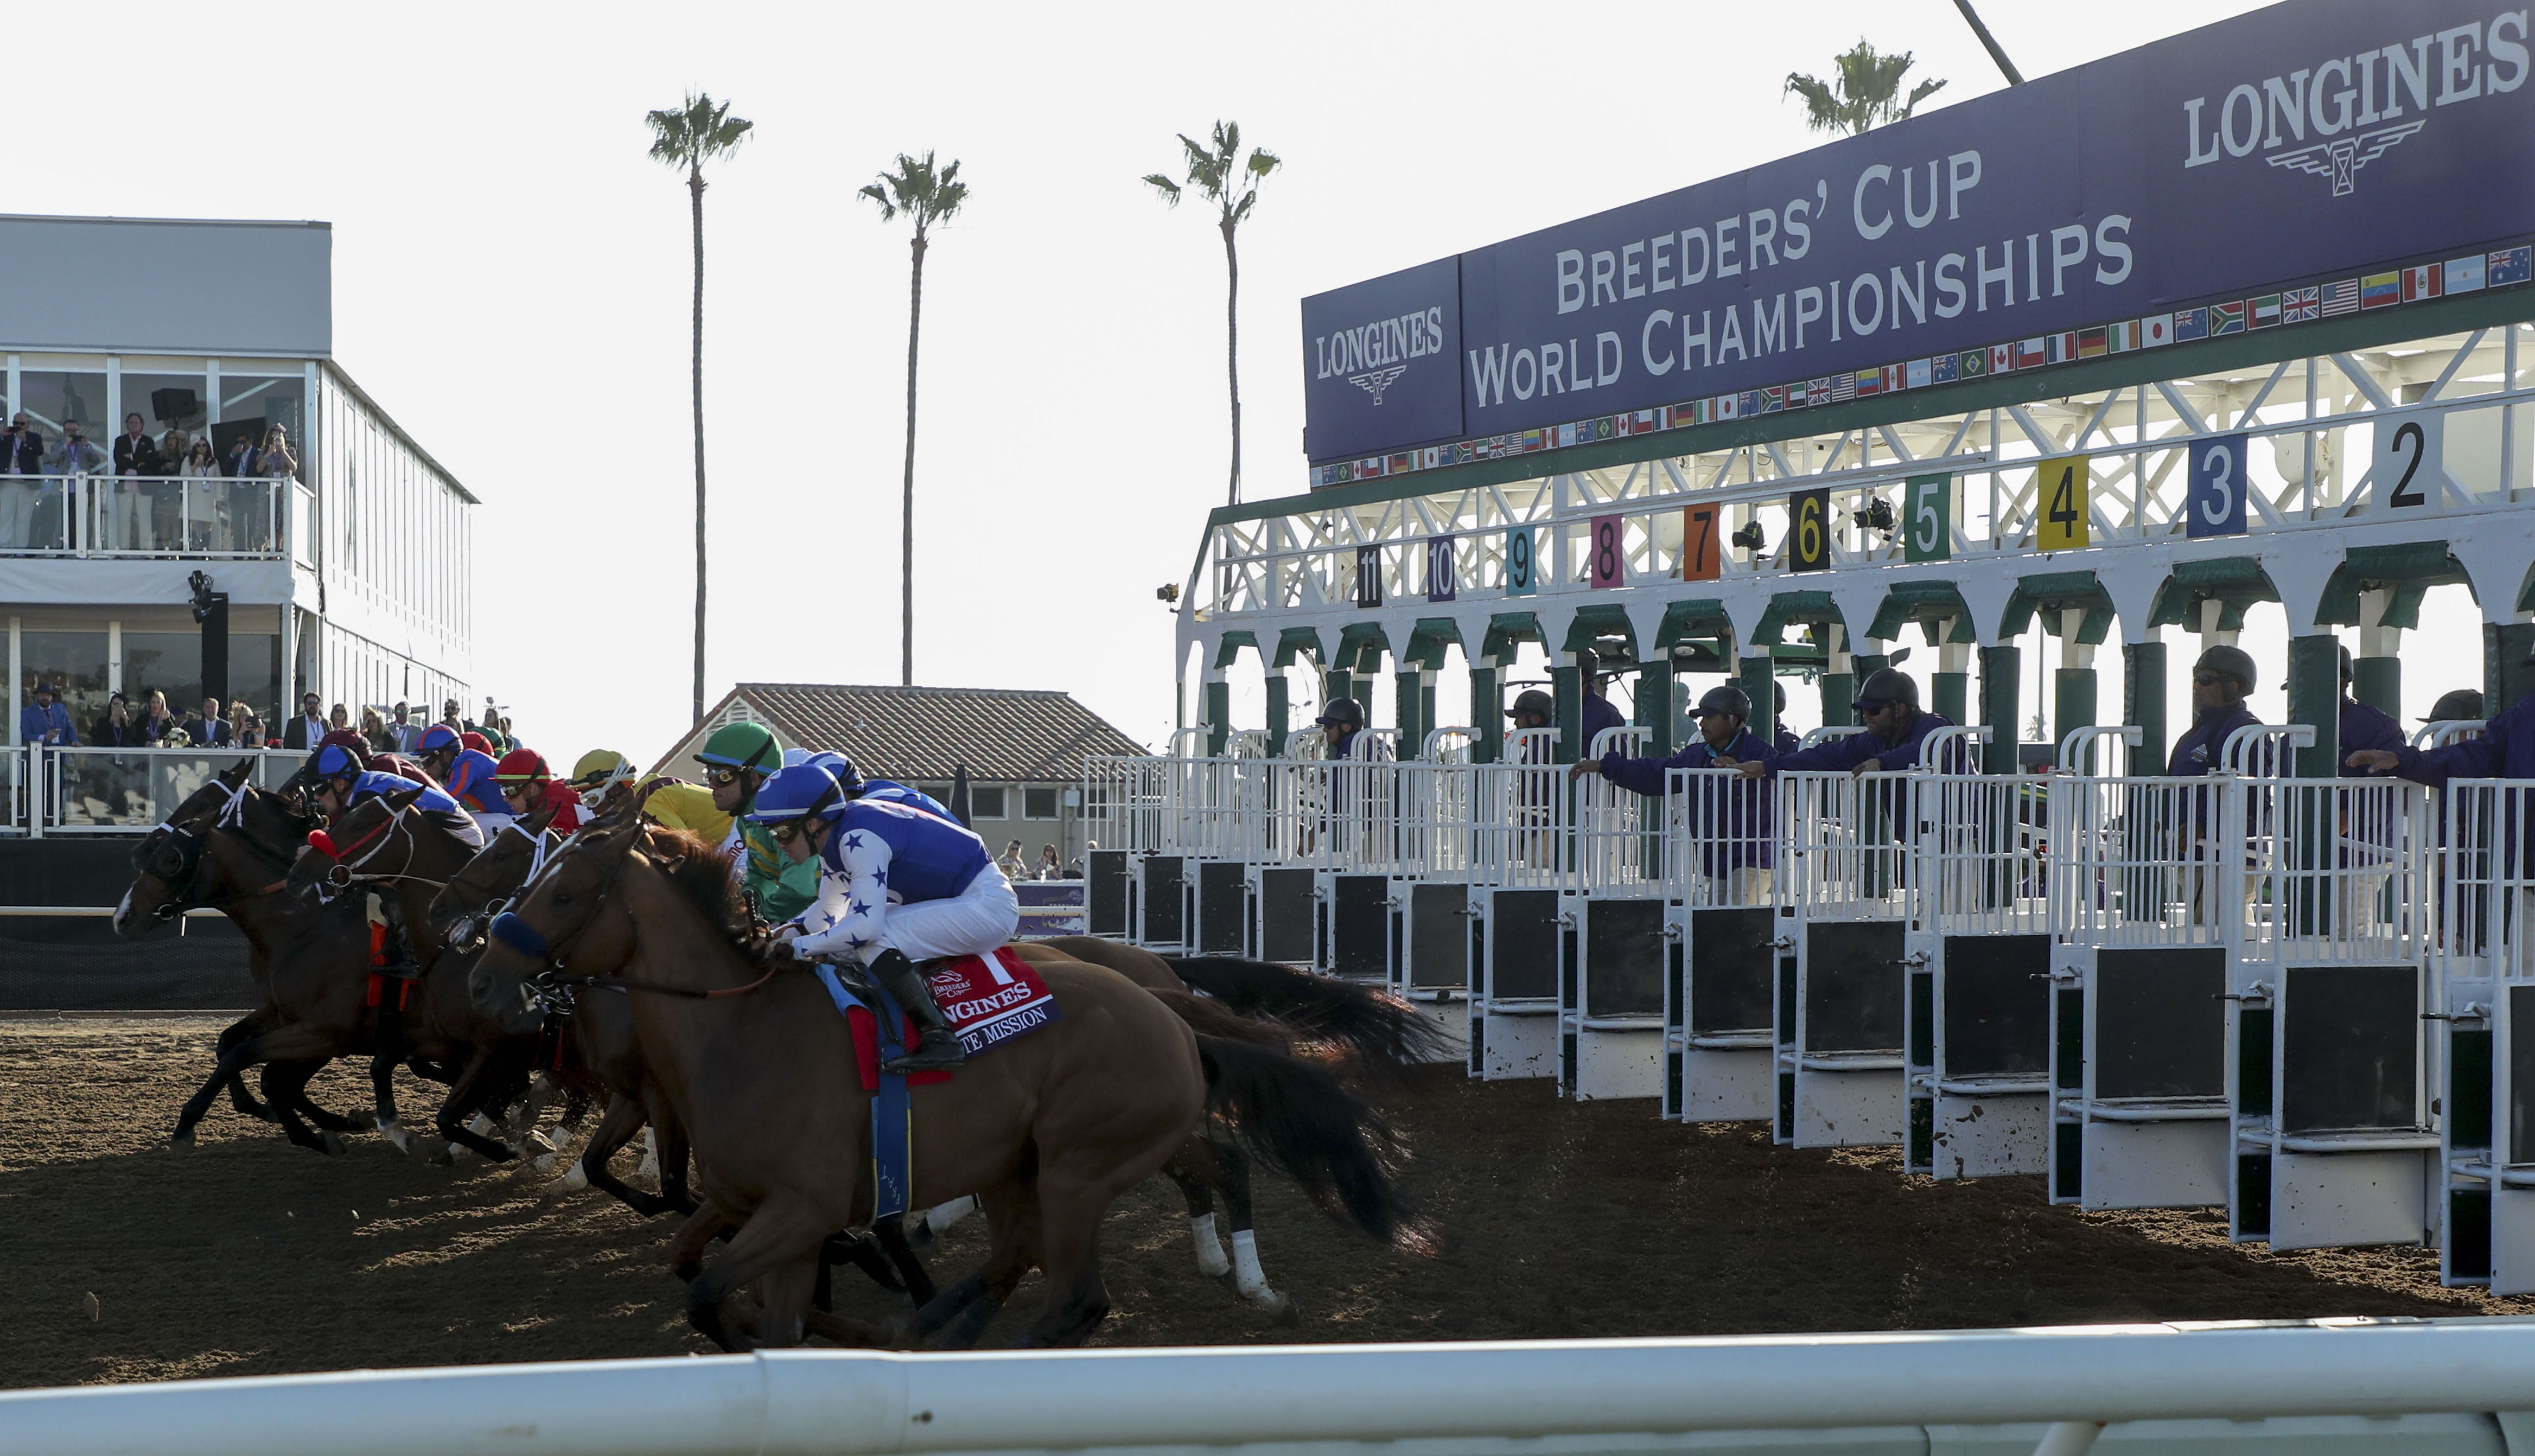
[523,1130,556,1155]
[319,1131,347,1156]
[1266,1294,1300,1326]
[426,1145,456,1167]
[168,1132,194,1152]
[531,1153,558,1175]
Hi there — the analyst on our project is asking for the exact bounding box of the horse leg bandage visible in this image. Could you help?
[1190,1212,1230,1277]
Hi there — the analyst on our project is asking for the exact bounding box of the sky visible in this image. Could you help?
[16,0,2495,763]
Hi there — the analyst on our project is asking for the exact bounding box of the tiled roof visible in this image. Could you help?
[731,684,1149,783]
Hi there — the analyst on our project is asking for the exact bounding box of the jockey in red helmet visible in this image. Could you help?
[493,747,583,833]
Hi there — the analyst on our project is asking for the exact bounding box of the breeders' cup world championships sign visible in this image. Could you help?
[1301,0,2535,487]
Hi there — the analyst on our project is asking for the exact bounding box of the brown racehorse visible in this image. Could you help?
[465,820,1418,1349]
[116,765,416,1152]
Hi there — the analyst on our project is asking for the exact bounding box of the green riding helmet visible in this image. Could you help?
[697,720,781,774]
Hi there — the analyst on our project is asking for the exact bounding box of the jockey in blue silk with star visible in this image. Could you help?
[308,742,484,847]
[747,764,1021,1073]
[416,724,508,831]
[805,750,954,820]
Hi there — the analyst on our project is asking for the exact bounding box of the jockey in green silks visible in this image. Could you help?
[696,721,818,922]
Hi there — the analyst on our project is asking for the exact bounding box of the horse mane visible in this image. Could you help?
[631,823,778,966]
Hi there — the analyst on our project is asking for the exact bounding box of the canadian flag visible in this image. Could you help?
[2142,314,2174,347]
[1991,343,2015,374]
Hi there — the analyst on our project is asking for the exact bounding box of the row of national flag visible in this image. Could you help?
[1311,244,2535,489]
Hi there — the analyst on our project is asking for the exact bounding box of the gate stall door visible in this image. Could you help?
[1678,906,1775,1123]
[1407,882,1468,992]
[1087,850,1131,937]
[1794,919,1905,1147]
[1571,897,1664,1100]
[1141,855,1187,948]
[1929,933,2052,1179]
[2074,947,2230,1210]
[1481,888,1561,1080]
[1196,860,1246,955]
[1331,874,1390,980]
[2262,963,2431,1250]
[2493,985,2535,1292]
[1258,867,1315,965]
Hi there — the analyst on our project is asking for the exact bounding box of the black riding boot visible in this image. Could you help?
[871,949,967,1074]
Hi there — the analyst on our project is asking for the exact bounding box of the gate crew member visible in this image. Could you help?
[1768,681,1800,758]
[2330,645,2406,774]
[696,720,819,922]
[2422,688,2486,733]
[1736,668,1961,777]
[493,748,584,834]
[2166,646,2262,776]
[750,763,1020,1074]
[568,749,733,843]
[2349,643,2535,785]
[1578,648,1626,746]
[1574,684,1777,895]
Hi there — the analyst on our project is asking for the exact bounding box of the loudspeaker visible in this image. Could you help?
[150,387,201,424]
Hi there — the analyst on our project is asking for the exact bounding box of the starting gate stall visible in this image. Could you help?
[1392,728,1479,1061]
[1315,729,1403,985]
[1081,753,1174,944]
[1463,727,1569,1081]
[2045,732,2243,1211]
[1564,726,1663,1100]
[2225,725,2440,1251]
[1661,763,1781,1124]
[1250,730,1328,966]
[1776,760,1916,1148]
[1180,737,1273,959]
[1903,727,2066,1181]
[2433,770,2532,1292]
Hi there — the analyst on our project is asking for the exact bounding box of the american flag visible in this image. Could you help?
[2320,279,2360,315]
[1831,373,1857,401]
[2283,285,2320,322]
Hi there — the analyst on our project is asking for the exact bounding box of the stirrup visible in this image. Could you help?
[881,1029,967,1075]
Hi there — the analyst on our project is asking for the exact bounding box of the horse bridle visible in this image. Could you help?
[134,787,298,919]
[487,832,785,1010]
[444,820,570,954]
[308,798,449,898]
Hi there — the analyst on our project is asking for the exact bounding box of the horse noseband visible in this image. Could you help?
[490,910,553,961]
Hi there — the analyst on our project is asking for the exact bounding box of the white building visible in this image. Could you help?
[1,213,474,746]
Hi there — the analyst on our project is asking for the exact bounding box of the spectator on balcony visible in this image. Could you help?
[440,699,464,735]
[328,704,351,738]
[997,839,1029,878]
[258,426,298,484]
[109,413,162,552]
[360,707,395,755]
[388,703,423,754]
[92,692,146,748]
[1037,844,1061,880]
[230,701,263,748]
[186,697,234,748]
[46,421,105,550]
[0,414,44,549]
[140,689,182,745]
[21,680,78,746]
[176,438,222,551]
[282,691,328,751]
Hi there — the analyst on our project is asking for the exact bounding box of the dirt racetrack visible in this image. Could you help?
[2,1015,2525,1390]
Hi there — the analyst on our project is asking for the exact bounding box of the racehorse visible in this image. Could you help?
[464,819,1421,1349]
[115,764,420,1153]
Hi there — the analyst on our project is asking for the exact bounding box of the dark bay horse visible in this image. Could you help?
[466,820,1419,1349]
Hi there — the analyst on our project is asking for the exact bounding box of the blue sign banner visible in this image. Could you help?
[1301,255,1463,461]
[1301,0,2535,469]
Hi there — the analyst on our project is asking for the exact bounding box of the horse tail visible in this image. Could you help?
[1146,986,1296,1053]
[1167,956,1448,1067]
[1190,1032,1430,1254]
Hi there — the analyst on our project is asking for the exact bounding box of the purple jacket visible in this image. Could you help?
[1602,726,1776,872]
[1771,710,1965,775]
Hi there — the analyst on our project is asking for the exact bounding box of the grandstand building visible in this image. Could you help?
[1,213,475,762]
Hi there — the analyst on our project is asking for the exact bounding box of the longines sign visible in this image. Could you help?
[1300,0,2535,470]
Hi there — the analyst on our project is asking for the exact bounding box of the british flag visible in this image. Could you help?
[2283,285,2320,322]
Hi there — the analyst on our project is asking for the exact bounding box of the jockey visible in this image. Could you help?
[307,743,482,847]
[494,748,584,833]
[567,749,733,842]
[696,720,818,922]
[417,725,506,825]
[748,764,1020,1074]
[807,750,953,819]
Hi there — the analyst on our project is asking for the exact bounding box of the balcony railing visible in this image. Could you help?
[0,473,290,557]
[2,744,306,835]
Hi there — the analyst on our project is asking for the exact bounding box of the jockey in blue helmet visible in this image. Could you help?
[747,763,1019,1073]
[417,723,508,830]
[808,750,952,820]
[309,742,483,848]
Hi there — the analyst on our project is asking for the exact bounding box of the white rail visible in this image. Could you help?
[13,1321,2535,1456]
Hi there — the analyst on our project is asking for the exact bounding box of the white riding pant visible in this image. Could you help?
[865,865,1019,965]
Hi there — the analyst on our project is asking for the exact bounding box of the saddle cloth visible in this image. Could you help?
[818,946,1061,1093]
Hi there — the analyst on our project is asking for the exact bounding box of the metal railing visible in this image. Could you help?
[8,744,303,836]
[0,472,290,556]
[1661,765,1775,909]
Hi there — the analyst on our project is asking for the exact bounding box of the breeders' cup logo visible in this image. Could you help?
[2181,12,2527,196]
[1314,306,1444,406]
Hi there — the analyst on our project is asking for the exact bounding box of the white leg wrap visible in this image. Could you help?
[1190,1212,1229,1277]
[466,1112,495,1138]
[925,1194,979,1235]
[1231,1229,1277,1305]
[636,1126,660,1180]
[375,1119,413,1154]
[540,1159,589,1198]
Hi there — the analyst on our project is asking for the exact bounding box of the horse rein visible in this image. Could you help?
[311,800,452,894]
[488,829,791,1008]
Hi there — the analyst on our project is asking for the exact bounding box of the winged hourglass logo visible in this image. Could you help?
[2265,120,2424,197]
[1347,366,1407,404]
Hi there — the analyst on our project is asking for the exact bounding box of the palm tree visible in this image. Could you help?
[1144,122,1280,508]
[645,92,754,726]
[860,151,969,688]
[1784,41,1946,136]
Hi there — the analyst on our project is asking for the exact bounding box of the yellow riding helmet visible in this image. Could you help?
[571,749,638,806]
